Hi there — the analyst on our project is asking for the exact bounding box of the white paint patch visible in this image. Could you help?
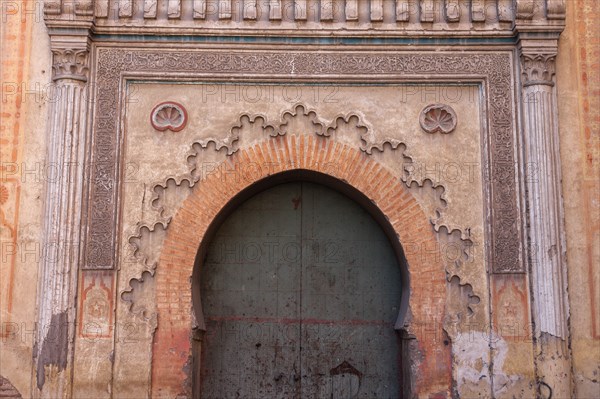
[454,330,491,386]
[452,331,519,395]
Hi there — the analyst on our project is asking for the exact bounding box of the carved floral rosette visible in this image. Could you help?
[150,102,188,132]
[419,104,457,134]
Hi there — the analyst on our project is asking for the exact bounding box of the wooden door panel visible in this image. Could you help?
[201,184,302,398]
[200,182,401,398]
[299,183,401,399]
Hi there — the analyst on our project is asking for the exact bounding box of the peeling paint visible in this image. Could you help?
[454,332,491,388]
[491,333,520,396]
[36,311,68,390]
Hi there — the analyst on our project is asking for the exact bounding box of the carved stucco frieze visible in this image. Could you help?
[197,113,275,155]
[124,102,478,317]
[128,103,376,262]
[121,270,158,327]
[445,275,481,325]
[401,164,477,287]
[281,104,325,137]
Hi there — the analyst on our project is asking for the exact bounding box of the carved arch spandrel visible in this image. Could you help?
[125,100,478,331]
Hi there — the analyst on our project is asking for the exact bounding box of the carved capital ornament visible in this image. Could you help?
[520,53,557,87]
[51,48,90,82]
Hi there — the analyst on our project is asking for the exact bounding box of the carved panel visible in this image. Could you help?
[89,49,521,273]
[78,270,114,339]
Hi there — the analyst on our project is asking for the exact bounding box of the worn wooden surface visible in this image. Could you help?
[200,182,402,398]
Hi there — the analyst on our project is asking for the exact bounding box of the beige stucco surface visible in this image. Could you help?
[1,10,50,398]
[111,82,489,397]
[556,0,600,397]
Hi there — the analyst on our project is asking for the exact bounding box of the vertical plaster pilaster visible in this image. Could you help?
[34,35,91,399]
[519,38,572,398]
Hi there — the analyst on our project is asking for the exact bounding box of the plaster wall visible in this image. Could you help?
[556,0,600,397]
[1,4,50,398]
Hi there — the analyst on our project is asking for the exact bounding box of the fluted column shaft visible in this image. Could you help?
[520,48,572,397]
[34,44,90,399]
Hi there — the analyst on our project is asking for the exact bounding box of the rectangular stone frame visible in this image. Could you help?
[86,48,523,276]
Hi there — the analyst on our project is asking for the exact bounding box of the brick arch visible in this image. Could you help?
[152,134,451,398]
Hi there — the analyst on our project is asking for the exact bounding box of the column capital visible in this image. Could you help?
[517,36,559,87]
[49,34,91,82]
[51,47,90,82]
[519,52,557,87]
[44,0,94,82]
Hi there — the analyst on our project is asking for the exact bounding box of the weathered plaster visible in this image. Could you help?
[556,1,600,397]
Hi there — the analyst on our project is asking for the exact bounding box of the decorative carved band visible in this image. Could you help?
[87,49,522,273]
[43,0,61,16]
[516,0,535,19]
[44,0,564,33]
[546,0,566,20]
[520,53,556,87]
[74,0,94,16]
[51,49,90,82]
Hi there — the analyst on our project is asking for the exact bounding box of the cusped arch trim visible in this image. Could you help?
[151,134,451,398]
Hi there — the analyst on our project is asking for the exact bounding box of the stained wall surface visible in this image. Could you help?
[557,0,600,397]
[1,2,49,397]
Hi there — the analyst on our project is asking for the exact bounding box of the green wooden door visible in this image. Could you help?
[200,182,402,398]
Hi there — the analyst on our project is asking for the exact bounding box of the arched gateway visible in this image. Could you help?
[152,136,451,397]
